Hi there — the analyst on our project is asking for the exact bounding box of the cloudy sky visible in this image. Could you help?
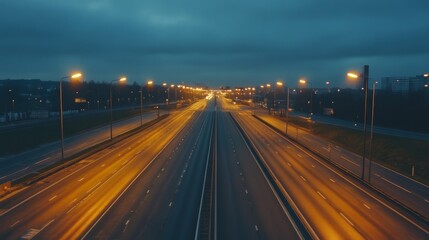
[1,0,428,87]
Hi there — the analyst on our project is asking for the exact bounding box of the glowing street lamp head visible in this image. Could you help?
[71,73,82,79]
[326,81,330,85]
[147,80,153,85]
[266,84,271,87]
[424,73,429,77]
[276,81,283,86]
[170,84,175,88]
[347,73,359,79]
[119,77,127,82]
[162,83,167,86]
[299,79,307,84]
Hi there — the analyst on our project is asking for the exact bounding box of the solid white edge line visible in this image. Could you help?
[340,156,360,167]
[380,177,412,194]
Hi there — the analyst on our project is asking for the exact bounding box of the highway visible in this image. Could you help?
[85,97,303,239]
[84,100,214,239]
[216,101,301,239]
[223,96,429,239]
[0,100,207,239]
[1,94,427,239]
[254,109,429,220]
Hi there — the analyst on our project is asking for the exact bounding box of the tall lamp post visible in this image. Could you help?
[110,77,127,141]
[170,84,176,102]
[325,81,331,112]
[368,81,376,183]
[139,83,143,127]
[347,65,370,181]
[266,84,271,113]
[147,80,153,104]
[162,83,168,104]
[275,81,283,115]
[286,86,290,135]
[298,79,313,117]
[60,72,82,162]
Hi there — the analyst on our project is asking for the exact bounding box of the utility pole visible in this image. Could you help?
[361,65,369,181]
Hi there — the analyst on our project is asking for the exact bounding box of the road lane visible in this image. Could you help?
[216,105,301,239]
[254,109,429,219]
[0,100,207,239]
[223,97,429,239]
[83,100,214,239]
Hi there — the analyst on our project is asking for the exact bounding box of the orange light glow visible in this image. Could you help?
[347,73,359,79]
[71,73,82,79]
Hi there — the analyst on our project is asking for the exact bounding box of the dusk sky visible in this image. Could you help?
[1,0,428,88]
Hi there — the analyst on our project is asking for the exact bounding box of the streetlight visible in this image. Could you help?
[285,85,291,136]
[162,82,169,105]
[347,73,359,79]
[367,81,377,183]
[325,81,331,112]
[170,84,176,103]
[275,81,283,115]
[147,80,153,103]
[347,65,370,181]
[110,77,127,141]
[139,80,153,127]
[139,85,143,127]
[299,79,313,117]
[60,72,82,162]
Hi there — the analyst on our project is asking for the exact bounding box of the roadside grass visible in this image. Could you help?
[285,115,429,184]
[0,108,150,156]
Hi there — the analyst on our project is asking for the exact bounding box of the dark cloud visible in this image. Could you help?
[1,0,428,87]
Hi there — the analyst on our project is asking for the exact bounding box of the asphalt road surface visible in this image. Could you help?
[1,95,427,239]
[0,100,207,239]
[84,101,214,239]
[255,109,429,220]
[216,102,301,239]
[224,97,429,239]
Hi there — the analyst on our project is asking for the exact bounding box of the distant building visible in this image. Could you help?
[381,75,428,94]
